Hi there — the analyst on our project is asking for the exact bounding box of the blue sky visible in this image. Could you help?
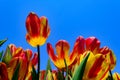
[0,0,120,73]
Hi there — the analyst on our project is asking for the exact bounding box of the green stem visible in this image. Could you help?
[109,70,113,80]
[37,45,40,80]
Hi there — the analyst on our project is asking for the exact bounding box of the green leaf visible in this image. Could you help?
[0,38,7,47]
[2,47,12,65]
[31,66,37,80]
[0,51,3,61]
[44,59,52,80]
[12,63,20,80]
[57,70,64,80]
[72,52,90,80]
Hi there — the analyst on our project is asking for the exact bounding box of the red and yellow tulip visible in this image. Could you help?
[71,36,116,80]
[26,12,50,47]
[47,39,83,69]
[0,44,38,80]
[85,36,116,70]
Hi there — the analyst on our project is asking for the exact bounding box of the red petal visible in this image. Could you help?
[9,44,17,55]
[86,37,100,53]
[47,43,57,62]
[88,55,105,78]
[31,53,38,66]
[26,12,40,37]
[72,36,85,55]
[55,40,70,59]
[40,16,50,38]
[99,46,110,55]
[0,62,8,80]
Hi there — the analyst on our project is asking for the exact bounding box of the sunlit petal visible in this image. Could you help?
[82,52,109,80]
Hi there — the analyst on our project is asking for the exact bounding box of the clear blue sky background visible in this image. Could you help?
[0,0,120,73]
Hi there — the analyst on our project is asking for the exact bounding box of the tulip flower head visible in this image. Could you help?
[26,12,50,47]
[7,44,38,80]
[73,36,116,80]
[47,39,83,69]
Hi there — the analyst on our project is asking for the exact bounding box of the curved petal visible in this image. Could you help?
[107,50,116,70]
[55,40,70,60]
[13,47,23,57]
[9,44,17,55]
[113,73,120,80]
[24,49,32,61]
[47,43,57,63]
[70,36,85,65]
[7,57,28,80]
[0,62,8,80]
[31,53,38,66]
[40,16,50,38]
[99,47,116,70]
[83,52,109,80]
[86,37,100,54]
[72,36,85,56]
[26,12,40,37]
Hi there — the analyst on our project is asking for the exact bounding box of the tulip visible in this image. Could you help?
[25,12,50,47]
[47,38,83,69]
[25,12,50,79]
[71,36,116,80]
[7,44,38,80]
[85,37,116,70]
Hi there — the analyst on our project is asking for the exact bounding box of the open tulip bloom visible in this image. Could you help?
[0,12,119,80]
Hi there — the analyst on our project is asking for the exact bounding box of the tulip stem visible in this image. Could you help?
[109,70,113,80]
[37,45,40,80]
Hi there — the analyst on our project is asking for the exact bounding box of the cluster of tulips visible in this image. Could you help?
[0,12,120,80]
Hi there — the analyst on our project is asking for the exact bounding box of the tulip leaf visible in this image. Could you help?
[44,59,53,80]
[0,38,7,47]
[0,51,3,61]
[57,70,64,80]
[12,63,20,80]
[31,66,37,80]
[2,47,12,65]
[72,53,90,80]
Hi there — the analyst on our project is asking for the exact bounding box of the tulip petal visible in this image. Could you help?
[82,52,109,80]
[47,43,57,63]
[13,47,23,57]
[40,16,50,38]
[86,37,100,54]
[55,40,69,59]
[31,53,38,66]
[0,62,8,80]
[7,57,28,80]
[99,46,110,55]
[9,44,17,55]
[24,49,32,61]
[113,73,120,80]
[107,50,116,70]
[26,12,40,37]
